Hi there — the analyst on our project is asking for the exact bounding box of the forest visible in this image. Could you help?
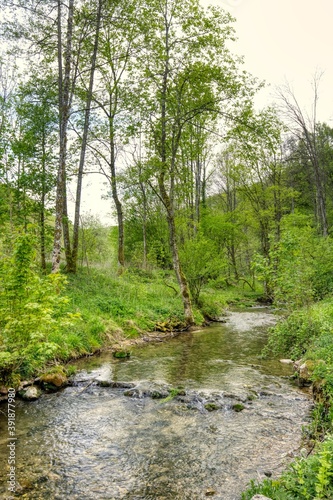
[1,0,333,498]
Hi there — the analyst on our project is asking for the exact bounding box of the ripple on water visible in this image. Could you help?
[0,309,311,499]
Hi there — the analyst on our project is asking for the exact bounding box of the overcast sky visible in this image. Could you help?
[204,0,333,122]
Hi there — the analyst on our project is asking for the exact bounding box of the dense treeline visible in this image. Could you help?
[1,0,333,496]
[1,1,333,310]
[0,0,333,374]
[1,0,333,354]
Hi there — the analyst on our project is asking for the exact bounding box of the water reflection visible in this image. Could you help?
[0,309,311,499]
[110,310,292,389]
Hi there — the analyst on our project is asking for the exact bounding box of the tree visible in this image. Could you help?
[0,0,111,272]
[213,150,242,280]
[0,57,19,228]
[68,0,103,273]
[277,76,329,236]
[132,0,256,324]
[223,109,293,298]
[52,0,75,272]
[0,0,75,270]
[13,75,58,269]
[88,0,140,272]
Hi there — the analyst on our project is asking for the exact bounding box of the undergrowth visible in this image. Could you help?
[242,435,333,499]
[242,298,333,499]
[0,256,242,385]
[0,233,262,387]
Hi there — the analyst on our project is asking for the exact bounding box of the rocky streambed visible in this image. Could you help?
[0,309,312,499]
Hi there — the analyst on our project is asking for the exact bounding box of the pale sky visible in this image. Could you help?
[205,0,333,122]
[77,0,333,223]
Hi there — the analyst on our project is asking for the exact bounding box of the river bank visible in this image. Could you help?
[242,299,333,499]
[0,308,311,499]
[1,263,332,498]
[1,266,261,389]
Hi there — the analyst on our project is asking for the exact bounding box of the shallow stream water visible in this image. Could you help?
[0,308,311,499]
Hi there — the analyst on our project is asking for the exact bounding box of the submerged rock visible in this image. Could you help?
[97,380,135,389]
[205,488,216,496]
[113,350,131,359]
[204,403,220,412]
[251,495,272,500]
[232,403,245,412]
[124,381,171,399]
[279,359,294,365]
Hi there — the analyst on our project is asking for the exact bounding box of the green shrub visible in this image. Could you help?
[197,291,226,320]
[0,233,80,384]
[180,236,226,304]
[263,301,333,360]
[242,436,333,500]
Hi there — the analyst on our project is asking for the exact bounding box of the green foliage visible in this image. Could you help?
[180,235,226,303]
[123,208,171,269]
[66,267,188,336]
[271,215,333,306]
[242,436,333,500]
[196,291,226,320]
[78,215,114,266]
[264,300,333,359]
[250,214,333,307]
[0,232,80,384]
[160,387,185,403]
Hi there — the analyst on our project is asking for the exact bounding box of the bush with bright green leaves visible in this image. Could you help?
[264,300,333,360]
[260,214,333,308]
[180,235,227,304]
[0,232,80,385]
[242,435,333,500]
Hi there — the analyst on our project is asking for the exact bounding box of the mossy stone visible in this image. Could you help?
[113,350,131,359]
[232,403,245,412]
[204,402,220,412]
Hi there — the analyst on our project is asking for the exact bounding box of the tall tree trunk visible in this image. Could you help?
[195,156,201,224]
[303,127,328,236]
[159,175,194,326]
[52,0,74,273]
[109,114,125,271]
[40,131,46,272]
[158,8,194,325]
[228,241,239,280]
[69,0,103,273]
[139,179,148,269]
[62,181,72,269]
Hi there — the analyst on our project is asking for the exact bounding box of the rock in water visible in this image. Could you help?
[40,371,68,388]
[20,386,42,400]
[279,359,293,365]
[251,495,273,500]
[298,360,315,386]
[113,350,131,359]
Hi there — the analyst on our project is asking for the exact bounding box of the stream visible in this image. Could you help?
[0,308,312,499]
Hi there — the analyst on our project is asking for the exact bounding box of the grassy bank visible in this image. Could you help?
[0,260,260,387]
[66,266,261,335]
[242,299,333,499]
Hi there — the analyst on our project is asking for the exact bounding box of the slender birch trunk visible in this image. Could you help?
[69,0,103,273]
[52,0,74,273]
